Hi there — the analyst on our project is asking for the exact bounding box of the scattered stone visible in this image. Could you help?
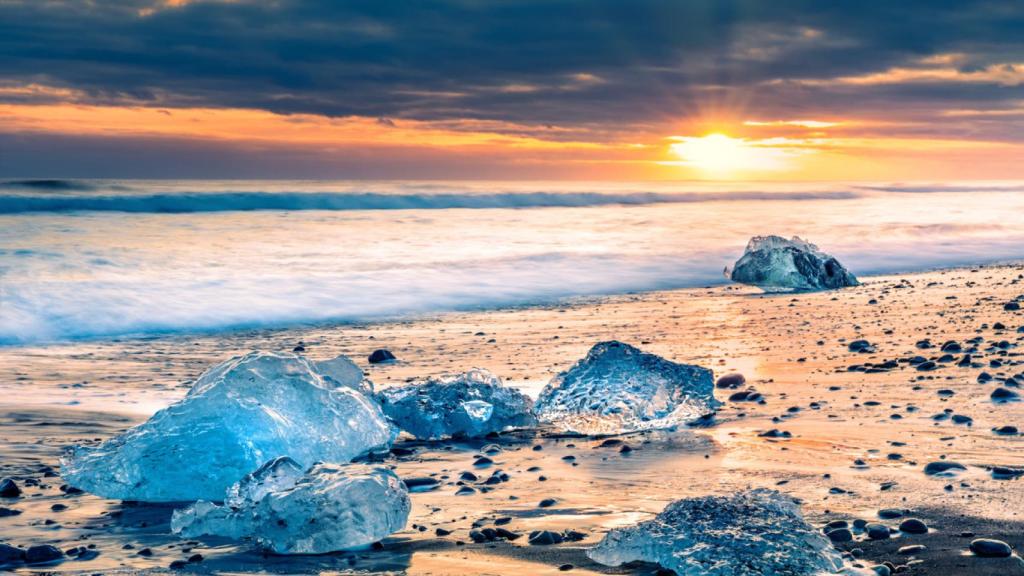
[368,349,397,364]
[0,479,21,498]
[898,519,929,534]
[970,538,1013,558]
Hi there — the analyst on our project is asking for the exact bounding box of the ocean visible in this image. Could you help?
[2,178,1023,345]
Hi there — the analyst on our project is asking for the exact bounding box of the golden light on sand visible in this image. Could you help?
[668,133,791,175]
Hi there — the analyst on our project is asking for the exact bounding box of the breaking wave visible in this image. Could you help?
[0,189,861,214]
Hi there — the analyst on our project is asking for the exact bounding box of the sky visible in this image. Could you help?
[1,0,1022,180]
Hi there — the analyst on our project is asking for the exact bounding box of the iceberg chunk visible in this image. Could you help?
[62,351,396,502]
[726,235,859,292]
[535,341,719,435]
[587,489,844,576]
[315,354,374,395]
[172,462,410,554]
[225,456,304,507]
[378,368,537,439]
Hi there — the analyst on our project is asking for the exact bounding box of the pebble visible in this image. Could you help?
[0,479,21,498]
[866,523,891,540]
[924,461,967,476]
[898,518,929,534]
[969,538,1013,558]
[25,545,63,565]
[367,349,396,364]
[715,373,746,389]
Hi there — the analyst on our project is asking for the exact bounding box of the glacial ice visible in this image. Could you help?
[172,462,410,554]
[378,368,537,439]
[314,354,373,395]
[534,341,720,435]
[727,235,859,292]
[61,351,396,502]
[587,489,845,576]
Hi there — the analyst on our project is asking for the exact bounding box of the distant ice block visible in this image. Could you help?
[172,462,410,554]
[61,351,396,502]
[535,341,719,435]
[378,368,537,439]
[587,489,845,576]
[726,235,859,292]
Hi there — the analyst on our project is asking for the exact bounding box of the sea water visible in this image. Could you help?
[2,178,1023,344]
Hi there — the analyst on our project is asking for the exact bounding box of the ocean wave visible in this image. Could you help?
[0,189,861,214]
[0,179,99,191]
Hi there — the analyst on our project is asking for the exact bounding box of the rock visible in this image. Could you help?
[403,477,440,492]
[848,340,876,353]
[970,538,1013,558]
[24,545,63,565]
[368,349,397,364]
[898,519,929,534]
[535,341,719,435]
[898,545,926,554]
[0,479,21,498]
[172,462,410,554]
[991,387,1020,402]
[587,489,843,576]
[62,351,396,502]
[924,461,967,477]
[866,524,891,540]
[528,530,564,545]
[0,543,26,564]
[378,369,537,440]
[715,373,746,389]
[726,236,858,292]
[827,528,853,543]
[993,425,1019,435]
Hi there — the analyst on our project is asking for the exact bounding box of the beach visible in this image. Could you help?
[3,262,1024,574]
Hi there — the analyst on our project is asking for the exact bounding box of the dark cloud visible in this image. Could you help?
[1,0,1022,129]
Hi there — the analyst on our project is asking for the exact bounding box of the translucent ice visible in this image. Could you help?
[535,341,720,435]
[172,462,410,554]
[225,456,304,507]
[587,489,845,576]
[315,355,374,395]
[726,235,858,292]
[62,351,396,502]
[378,368,537,439]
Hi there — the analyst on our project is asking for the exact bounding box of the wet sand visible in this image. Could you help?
[2,263,1024,574]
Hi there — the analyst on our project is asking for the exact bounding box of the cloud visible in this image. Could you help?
[1,0,1023,177]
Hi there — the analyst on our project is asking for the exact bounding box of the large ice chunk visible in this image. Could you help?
[172,462,410,554]
[587,489,844,576]
[378,368,537,440]
[535,341,719,435]
[61,351,396,502]
[727,235,859,292]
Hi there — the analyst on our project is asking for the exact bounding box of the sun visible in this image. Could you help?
[668,133,791,175]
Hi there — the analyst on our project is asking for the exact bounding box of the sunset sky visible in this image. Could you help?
[1,0,1022,180]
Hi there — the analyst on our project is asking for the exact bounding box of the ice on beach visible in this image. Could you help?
[315,354,374,395]
[61,351,396,502]
[378,368,537,439]
[727,235,859,292]
[534,341,720,435]
[587,489,845,576]
[225,456,304,507]
[172,462,410,554]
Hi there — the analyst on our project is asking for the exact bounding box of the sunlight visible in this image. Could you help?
[668,133,791,175]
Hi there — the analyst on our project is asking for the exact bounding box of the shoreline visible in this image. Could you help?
[2,261,1024,574]
[4,258,1022,353]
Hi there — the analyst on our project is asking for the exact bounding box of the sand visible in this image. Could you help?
[2,263,1024,574]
